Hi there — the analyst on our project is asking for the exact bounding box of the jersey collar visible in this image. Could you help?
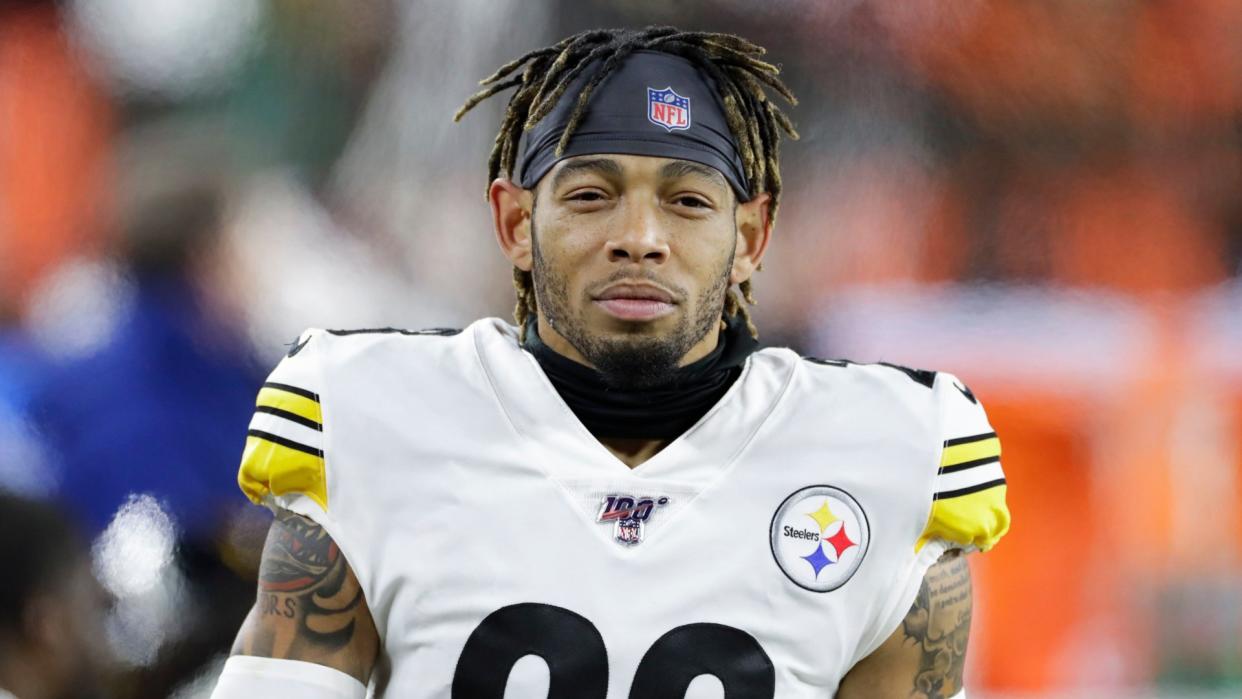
[519,316,756,440]
[472,318,797,486]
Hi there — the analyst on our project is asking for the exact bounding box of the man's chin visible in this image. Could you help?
[584,335,685,391]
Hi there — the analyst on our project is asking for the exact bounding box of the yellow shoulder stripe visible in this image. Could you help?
[238,434,328,511]
[940,432,1000,470]
[917,483,1009,552]
[256,382,322,425]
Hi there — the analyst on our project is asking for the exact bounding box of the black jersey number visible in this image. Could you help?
[804,357,938,389]
[452,603,775,698]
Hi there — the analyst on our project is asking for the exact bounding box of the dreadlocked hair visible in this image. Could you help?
[455,26,798,340]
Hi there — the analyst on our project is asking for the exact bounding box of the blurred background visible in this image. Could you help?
[1,0,1240,696]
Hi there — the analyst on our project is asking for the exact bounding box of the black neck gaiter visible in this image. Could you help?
[522,317,759,440]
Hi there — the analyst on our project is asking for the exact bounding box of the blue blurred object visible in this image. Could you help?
[0,327,48,408]
[0,327,54,497]
[33,275,263,539]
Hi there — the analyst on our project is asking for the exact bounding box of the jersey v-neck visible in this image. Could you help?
[519,316,758,440]
[471,319,798,490]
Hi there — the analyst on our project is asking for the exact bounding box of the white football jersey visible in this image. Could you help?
[238,318,1009,697]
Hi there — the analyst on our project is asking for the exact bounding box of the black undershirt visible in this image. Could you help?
[522,318,759,440]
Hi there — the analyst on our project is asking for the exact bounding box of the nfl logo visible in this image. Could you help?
[647,87,691,132]
[596,493,669,546]
[616,517,643,545]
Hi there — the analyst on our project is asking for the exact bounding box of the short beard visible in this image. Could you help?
[531,225,731,391]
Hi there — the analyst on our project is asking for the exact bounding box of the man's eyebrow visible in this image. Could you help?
[659,160,727,188]
[550,157,623,190]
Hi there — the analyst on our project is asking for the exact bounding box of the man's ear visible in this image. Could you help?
[490,178,534,272]
[731,191,772,285]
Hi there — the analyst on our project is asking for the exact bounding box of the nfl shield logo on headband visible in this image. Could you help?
[647,87,691,132]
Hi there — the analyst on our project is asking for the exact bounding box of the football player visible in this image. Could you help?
[212,27,1009,698]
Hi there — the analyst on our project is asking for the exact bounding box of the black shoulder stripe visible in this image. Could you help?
[938,455,1000,475]
[943,431,997,447]
[934,478,1006,501]
[262,381,319,402]
[255,405,322,431]
[247,429,323,457]
[326,327,461,337]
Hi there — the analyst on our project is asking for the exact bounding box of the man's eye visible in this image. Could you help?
[675,196,709,208]
[568,191,605,202]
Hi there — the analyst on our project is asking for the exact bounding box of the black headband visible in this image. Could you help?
[516,50,751,200]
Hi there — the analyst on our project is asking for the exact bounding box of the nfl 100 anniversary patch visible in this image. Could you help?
[597,494,670,546]
[770,486,870,592]
[647,87,691,132]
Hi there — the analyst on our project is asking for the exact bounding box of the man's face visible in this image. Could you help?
[529,154,739,388]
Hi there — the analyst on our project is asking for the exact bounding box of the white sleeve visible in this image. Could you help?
[211,656,367,699]
[917,372,1010,554]
[238,328,332,518]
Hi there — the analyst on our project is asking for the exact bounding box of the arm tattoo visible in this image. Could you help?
[901,551,972,699]
[238,510,368,659]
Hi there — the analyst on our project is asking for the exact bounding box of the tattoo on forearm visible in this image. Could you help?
[239,511,368,659]
[260,593,296,618]
[901,551,972,699]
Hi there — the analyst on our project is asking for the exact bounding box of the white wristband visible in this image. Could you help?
[211,656,367,699]
[948,690,966,699]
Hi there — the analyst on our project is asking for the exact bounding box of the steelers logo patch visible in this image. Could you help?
[769,485,870,593]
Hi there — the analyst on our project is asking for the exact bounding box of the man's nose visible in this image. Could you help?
[605,203,670,264]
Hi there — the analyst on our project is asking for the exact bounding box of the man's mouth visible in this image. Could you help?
[593,283,678,322]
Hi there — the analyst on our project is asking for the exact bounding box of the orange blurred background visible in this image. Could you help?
[1,0,1239,696]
